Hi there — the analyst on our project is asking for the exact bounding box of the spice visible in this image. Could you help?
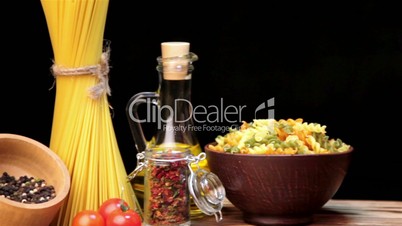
[0,172,56,204]
[145,152,190,225]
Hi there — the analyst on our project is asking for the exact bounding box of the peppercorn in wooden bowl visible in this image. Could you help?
[0,133,70,226]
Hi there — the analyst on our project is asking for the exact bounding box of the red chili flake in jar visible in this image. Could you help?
[144,149,191,226]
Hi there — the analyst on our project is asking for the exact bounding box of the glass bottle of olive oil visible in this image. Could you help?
[126,42,207,219]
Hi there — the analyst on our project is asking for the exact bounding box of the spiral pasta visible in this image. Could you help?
[208,118,350,155]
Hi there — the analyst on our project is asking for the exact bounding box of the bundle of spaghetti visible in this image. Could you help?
[40,1,139,225]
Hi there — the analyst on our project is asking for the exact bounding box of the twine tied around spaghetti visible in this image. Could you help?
[50,45,111,100]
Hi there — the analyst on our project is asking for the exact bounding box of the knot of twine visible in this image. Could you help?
[51,46,111,99]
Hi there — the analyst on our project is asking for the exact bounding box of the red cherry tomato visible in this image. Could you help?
[99,198,130,222]
[106,208,142,226]
[72,210,105,226]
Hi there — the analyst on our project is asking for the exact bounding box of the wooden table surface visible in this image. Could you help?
[191,199,402,225]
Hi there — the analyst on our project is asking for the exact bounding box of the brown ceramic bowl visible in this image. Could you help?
[0,133,70,226]
[205,142,353,225]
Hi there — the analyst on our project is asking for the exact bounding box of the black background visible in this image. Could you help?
[1,1,401,201]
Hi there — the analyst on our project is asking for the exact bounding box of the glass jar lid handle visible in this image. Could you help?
[188,153,226,222]
[127,152,147,182]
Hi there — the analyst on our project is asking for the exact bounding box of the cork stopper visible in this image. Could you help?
[161,42,190,58]
[161,42,190,80]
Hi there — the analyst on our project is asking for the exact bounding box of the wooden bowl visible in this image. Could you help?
[205,142,353,225]
[0,133,70,226]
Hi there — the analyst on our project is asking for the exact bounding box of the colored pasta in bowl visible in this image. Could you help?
[204,118,354,225]
[207,118,350,155]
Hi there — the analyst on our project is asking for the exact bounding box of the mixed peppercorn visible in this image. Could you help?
[0,172,56,204]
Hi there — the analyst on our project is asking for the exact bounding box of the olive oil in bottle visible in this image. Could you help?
[127,42,208,218]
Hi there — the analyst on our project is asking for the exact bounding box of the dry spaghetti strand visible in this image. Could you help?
[40,1,139,225]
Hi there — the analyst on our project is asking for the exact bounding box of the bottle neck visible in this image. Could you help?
[156,54,195,125]
[158,77,192,122]
[154,60,199,149]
